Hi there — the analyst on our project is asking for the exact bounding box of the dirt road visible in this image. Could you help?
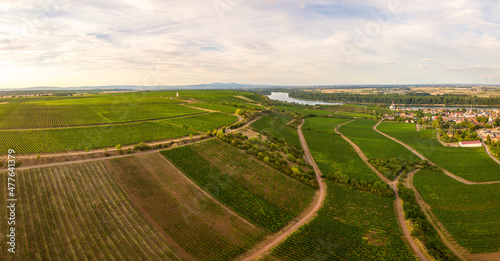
[336,120,429,261]
[242,119,327,260]
[373,120,500,185]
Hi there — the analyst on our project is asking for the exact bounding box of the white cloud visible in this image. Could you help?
[0,0,500,88]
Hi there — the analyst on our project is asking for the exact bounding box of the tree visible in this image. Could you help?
[415,111,423,118]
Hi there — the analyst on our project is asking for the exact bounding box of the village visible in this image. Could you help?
[384,102,500,148]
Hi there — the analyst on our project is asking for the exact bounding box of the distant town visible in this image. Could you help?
[384,102,500,147]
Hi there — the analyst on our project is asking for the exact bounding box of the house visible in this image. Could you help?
[446,131,454,138]
[459,141,482,147]
[384,116,395,121]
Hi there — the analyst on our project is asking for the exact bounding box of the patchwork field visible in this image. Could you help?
[378,122,500,182]
[161,139,315,232]
[0,96,203,129]
[413,170,500,253]
[270,182,417,260]
[106,153,266,260]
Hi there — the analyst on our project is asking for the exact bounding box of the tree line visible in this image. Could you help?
[289,91,500,106]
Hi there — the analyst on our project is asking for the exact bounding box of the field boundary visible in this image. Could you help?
[240,119,327,260]
[406,171,470,261]
[374,120,500,185]
[0,112,209,131]
[336,120,428,261]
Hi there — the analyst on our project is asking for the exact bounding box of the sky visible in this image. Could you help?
[1,0,500,88]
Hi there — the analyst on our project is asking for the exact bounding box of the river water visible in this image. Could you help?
[267,92,343,106]
[268,92,499,110]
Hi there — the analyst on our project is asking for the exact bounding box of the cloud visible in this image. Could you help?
[1,0,500,88]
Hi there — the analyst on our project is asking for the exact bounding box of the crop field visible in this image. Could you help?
[339,119,417,161]
[319,104,391,115]
[176,91,256,103]
[296,109,333,117]
[270,182,417,260]
[378,122,500,182]
[0,161,181,260]
[163,113,238,132]
[303,129,379,183]
[192,139,315,214]
[413,170,500,253]
[0,121,196,154]
[105,153,266,260]
[188,103,242,114]
[302,117,350,134]
[491,147,500,160]
[0,94,204,129]
[161,139,315,232]
[331,111,378,119]
[250,113,301,147]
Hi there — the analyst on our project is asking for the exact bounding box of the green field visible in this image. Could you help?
[378,122,500,182]
[303,129,379,183]
[271,182,417,260]
[0,160,181,260]
[106,153,265,260]
[163,113,238,132]
[332,111,379,119]
[0,93,204,129]
[161,139,315,232]
[250,113,301,147]
[0,121,196,154]
[340,119,417,161]
[189,103,243,114]
[413,170,500,253]
[302,117,350,134]
[176,91,256,103]
[296,109,333,117]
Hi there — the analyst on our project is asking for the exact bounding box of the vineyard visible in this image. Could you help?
[0,97,203,129]
[378,122,500,182]
[413,170,500,253]
[162,113,238,132]
[302,117,350,133]
[161,139,315,232]
[270,182,417,260]
[105,153,266,260]
[0,121,197,154]
[250,113,301,147]
[302,128,379,183]
[0,160,182,260]
[331,112,379,119]
[339,119,417,160]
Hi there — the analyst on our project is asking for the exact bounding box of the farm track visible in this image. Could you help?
[373,120,500,185]
[481,140,500,165]
[241,119,327,260]
[375,119,500,260]
[406,171,470,261]
[9,116,263,171]
[336,120,428,261]
[0,111,209,131]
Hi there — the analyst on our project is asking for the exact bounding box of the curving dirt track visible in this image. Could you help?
[373,120,500,185]
[336,120,429,261]
[241,119,327,260]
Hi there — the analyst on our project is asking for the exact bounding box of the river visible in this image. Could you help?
[268,92,499,110]
[267,92,343,106]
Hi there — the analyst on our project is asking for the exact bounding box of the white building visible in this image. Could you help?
[459,141,482,147]
[390,101,396,111]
